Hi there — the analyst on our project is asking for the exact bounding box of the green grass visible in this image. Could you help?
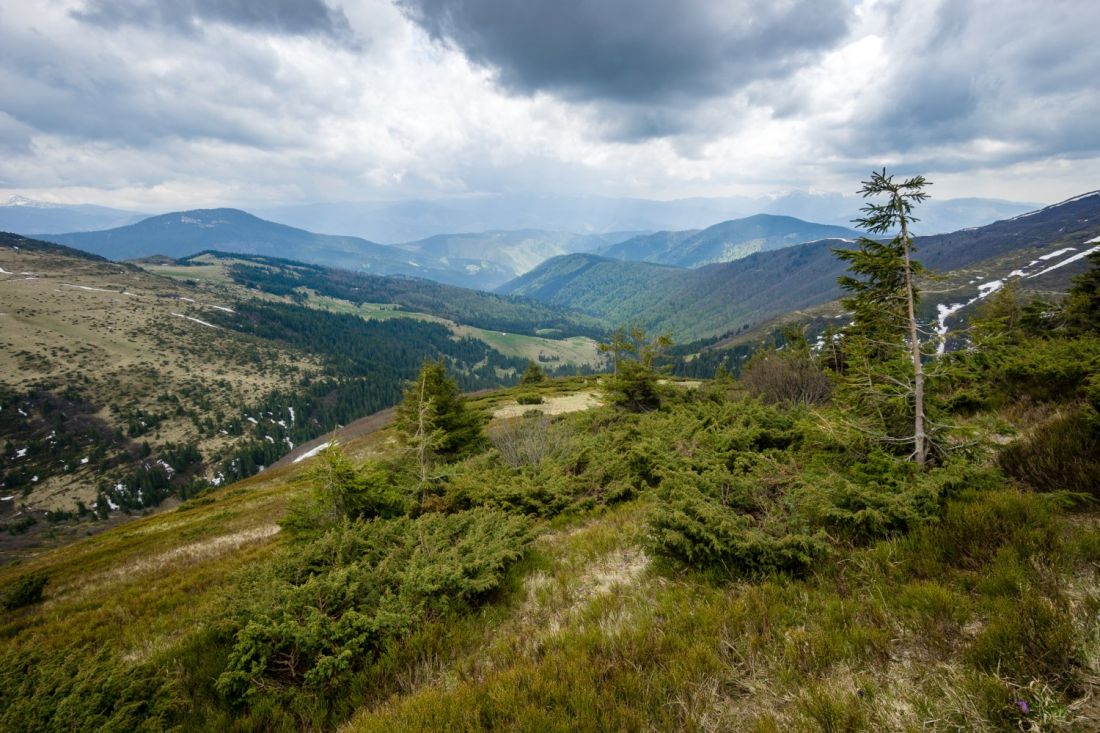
[2,373,1099,732]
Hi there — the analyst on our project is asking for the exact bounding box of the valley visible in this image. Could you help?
[0,237,604,559]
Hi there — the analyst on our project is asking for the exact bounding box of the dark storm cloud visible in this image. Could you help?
[397,0,850,108]
[73,0,351,40]
[834,0,1100,165]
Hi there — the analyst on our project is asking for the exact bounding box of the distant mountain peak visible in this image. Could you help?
[1007,190,1100,222]
[5,195,57,208]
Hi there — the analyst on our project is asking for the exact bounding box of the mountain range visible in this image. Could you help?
[34,209,871,290]
[0,196,144,233]
[598,214,860,268]
[253,192,1037,242]
[500,191,1100,341]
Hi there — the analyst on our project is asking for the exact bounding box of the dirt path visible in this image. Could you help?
[270,407,397,469]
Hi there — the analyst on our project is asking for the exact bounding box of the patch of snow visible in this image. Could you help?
[246,416,258,425]
[936,279,1007,355]
[62,283,118,293]
[288,407,295,423]
[293,441,333,464]
[18,408,26,416]
[210,473,225,487]
[106,496,119,511]
[978,279,1003,297]
[31,475,38,482]
[1027,244,1100,279]
[219,429,228,435]
[171,312,219,329]
[264,435,275,444]
[407,260,421,268]
[0,266,9,274]
[81,456,89,464]
[208,305,234,313]
[1038,247,1076,261]
[0,496,13,502]
[276,419,287,428]
[1008,270,1027,278]
[464,264,482,273]
[1087,235,1100,244]
[156,459,175,475]
[178,296,196,302]
[15,448,27,457]
[935,303,967,355]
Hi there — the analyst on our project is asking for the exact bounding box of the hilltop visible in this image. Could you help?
[599,213,861,268]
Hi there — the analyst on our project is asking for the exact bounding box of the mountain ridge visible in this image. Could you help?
[500,190,1100,340]
[598,213,861,268]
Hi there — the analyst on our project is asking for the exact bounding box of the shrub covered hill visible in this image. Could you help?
[1,230,1098,731]
[0,236,603,559]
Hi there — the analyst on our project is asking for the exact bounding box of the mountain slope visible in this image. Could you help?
[402,229,640,287]
[0,197,145,234]
[599,214,860,268]
[0,234,602,556]
[43,207,413,269]
[41,210,633,291]
[500,191,1100,341]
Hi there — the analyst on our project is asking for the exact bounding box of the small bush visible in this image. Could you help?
[741,345,832,407]
[900,490,1061,576]
[218,509,531,709]
[647,482,826,577]
[967,595,1080,690]
[998,409,1100,499]
[515,393,543,405]
[487,415,574,469]
[2,572,48,610]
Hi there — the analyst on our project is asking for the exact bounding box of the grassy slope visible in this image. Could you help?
[0,240,601,547]
[0,234,322,515]
[1,370,1097,731]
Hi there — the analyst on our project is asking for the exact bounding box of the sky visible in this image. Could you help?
[1,0,1098,211]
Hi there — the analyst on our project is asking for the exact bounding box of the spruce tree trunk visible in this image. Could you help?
[899,213,926,467]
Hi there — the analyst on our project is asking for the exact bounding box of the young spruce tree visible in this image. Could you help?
[835,169,932,466]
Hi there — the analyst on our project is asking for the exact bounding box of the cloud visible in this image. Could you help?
[72,0,352,40]
[822,1,1100,166]
[1,0,1099,210]
[397,0,850,135]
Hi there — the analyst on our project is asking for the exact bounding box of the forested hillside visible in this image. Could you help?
[0,235,601,557]
[502,192,1100,341]
[599,213,860,267]
[199,250,605,337]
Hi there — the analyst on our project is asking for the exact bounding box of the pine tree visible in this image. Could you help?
[394,359,484,459]
[520,360,546,385]
[1065,251,1100,335]
[835,169,932,466]
[599,327,672,412]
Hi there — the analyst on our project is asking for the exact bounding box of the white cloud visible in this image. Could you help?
[0,0,1097,211]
